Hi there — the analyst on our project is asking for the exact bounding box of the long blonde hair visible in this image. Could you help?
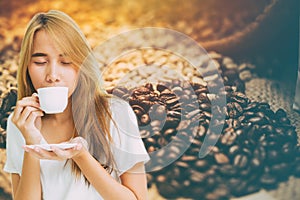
[18,10,115,177]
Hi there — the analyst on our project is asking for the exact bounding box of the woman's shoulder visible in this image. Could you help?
[109,96,132,113]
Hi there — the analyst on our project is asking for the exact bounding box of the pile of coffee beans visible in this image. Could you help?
[101,49,247,93]
[1,76,299,199]
[108,81,300,199]
[1,77,299,199]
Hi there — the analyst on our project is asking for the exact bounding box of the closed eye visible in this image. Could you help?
[61,62,72,65]
[34,62,47,65]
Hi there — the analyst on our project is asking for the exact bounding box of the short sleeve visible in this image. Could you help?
[109,98,150,175]
[3,113,25,175]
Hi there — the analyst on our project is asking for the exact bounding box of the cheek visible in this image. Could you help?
[28,65,43,89]
[67,69,80,95]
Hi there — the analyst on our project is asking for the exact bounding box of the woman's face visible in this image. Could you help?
[28,30,79,98]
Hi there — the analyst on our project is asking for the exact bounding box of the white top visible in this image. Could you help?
[4,97,150,200]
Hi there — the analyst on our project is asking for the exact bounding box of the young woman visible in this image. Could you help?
[4,10,149,200]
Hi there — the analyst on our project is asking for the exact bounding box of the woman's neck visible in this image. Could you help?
[41,102,76,143]
[43,101,73,124]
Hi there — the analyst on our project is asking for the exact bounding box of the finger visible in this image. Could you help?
[51,147,72,159]
[74,143,83,151]
[23,146,55,159]
[22,146,45,159]
[33,147,59,160]
[12,105,23,123]
[13,97,41,121]
[18,96,41,109]
[71,137,88,149]
[27,110,44,125]
[52,143,83,159]
[18,106,40,124]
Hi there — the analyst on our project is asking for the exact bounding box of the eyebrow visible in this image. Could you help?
[31,53,67,57]
[32,53,47,57]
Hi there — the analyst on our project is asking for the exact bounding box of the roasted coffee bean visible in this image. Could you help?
[164,128,176,139]
[199,102,211,112]
[243,103,258,112]
[140,114,150,125]
[131,105,145,117]
[233,154,248,168]
[181,155,197,163]
[214,153,229,164]
[188,169,207,184]
[260,124,274,133]
[260,174,277,189]
[159,88,173,96]
[145,137,156,146]
[176,161,189,169]
[231,95,248,107]
[163,117,180,129]
[228,145,240,157]
[144,83,154,91]
[194,159,209,171]
[218,164,238,177]
[149,104,166,120]
[186,109,200,119]
[165,96,180,106]
[248,116,267,125]
[157,137,167,146]
[266,149,279,164]
[147,146,156,153]
[167,110,181,120]
[275,108,287,118]
[195,87,209,95]
[220,130,237,146]
[198,93,210,103]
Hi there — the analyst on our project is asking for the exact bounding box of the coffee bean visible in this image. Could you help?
[181,155,197,163]
[234,154,248,168]
[275,108,287,118]
[214,153,229,164]
[140,114,150,125]
[188,169,207,184]
[260,174,277,189]
[266,149,279,164]
[131,105,145,117]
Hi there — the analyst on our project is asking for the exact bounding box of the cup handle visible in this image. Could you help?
[33,93,39,98]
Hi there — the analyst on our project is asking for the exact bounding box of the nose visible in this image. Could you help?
[46,62,60,83]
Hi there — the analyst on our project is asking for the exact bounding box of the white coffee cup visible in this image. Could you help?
[37,87,68,114]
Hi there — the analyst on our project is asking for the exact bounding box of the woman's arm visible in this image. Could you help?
[120,162,148,199]
[9,94,44,200]
[11,152,42,200]
[72,149,148,200]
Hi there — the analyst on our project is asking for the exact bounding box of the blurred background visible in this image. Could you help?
[0,0,299,199]
[0,0,298,80]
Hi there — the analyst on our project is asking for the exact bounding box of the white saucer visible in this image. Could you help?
[26,143,77,151]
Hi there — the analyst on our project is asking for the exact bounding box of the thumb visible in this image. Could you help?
[71,137,88,150]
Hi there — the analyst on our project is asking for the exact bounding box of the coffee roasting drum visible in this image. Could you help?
[0,0,299,199]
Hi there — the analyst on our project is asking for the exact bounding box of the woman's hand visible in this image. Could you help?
[22,137,88,161]
[11,93,44,145]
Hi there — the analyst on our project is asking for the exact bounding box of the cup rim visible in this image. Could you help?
[37,86,68,92]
